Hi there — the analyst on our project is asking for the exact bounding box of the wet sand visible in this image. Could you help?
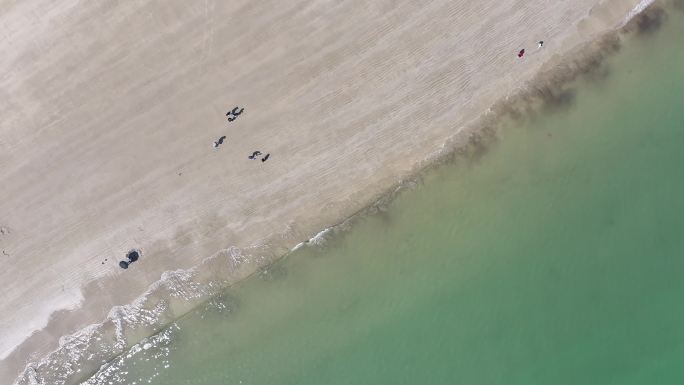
[0,0,647,382]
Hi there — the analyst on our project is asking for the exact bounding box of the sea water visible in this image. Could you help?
[84,8,684,385]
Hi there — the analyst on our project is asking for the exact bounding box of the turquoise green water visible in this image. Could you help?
[87,10,684,385]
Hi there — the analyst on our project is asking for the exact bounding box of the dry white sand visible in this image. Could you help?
[0,0,644,381]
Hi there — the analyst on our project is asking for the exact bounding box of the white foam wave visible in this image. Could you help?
[623,0,656,26]
[11,246,258,385]
[289,227,333,254]
[308,227,332,246]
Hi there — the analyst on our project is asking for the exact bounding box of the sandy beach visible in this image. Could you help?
[0,0,648,382]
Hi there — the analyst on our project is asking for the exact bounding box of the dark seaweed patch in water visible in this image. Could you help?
[127,250,140,262]
[464,129,494,164]
[574,53,614,86]
[582,63,612,85]
[548,34,620,86]
[635,8,666,34]
[537,86,577,112]
[623,6,667,36]
[672,0,684,11]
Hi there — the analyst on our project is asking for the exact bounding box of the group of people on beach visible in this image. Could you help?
[518,40,544,58]
[212,106,271,163]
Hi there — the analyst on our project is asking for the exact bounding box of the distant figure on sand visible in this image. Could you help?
[226,106,244,122]
[213,136,227,148]
[538,41,544,48]
[261,153,270,162]
[518,49,525,58]
[248,151,262,159]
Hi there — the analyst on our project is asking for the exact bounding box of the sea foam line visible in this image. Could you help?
[623,0,656,25]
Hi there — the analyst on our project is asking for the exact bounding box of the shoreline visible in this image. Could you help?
[1,1,672,383]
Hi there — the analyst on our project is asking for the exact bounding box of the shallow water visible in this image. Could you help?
[85,8,684,385]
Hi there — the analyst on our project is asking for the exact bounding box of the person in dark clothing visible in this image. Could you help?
[213,136,227,148]
[226,106,244,122]
[248,151,262,159]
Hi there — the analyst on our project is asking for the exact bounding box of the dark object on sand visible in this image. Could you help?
[127,250,140,263]
[518,49,525,58]
[538,40,544,48]
[261,153,270,162]
[119,260,129,269]
[248,151,262,159]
